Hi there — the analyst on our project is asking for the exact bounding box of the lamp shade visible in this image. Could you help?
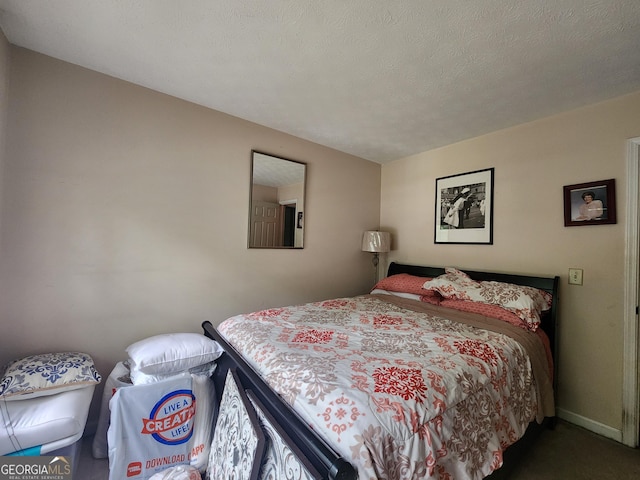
[361,231,391,253]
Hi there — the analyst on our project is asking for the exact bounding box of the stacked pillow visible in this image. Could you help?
[370,273,441,304]
[0,351,101,401]
[422,268,552,331]
[126,333,224,385]
[372,267,552,332]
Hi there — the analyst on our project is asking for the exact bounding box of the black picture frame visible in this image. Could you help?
[435,168,494,244]
[563,179,616,226]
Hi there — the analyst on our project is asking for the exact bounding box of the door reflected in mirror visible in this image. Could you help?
[249,151,306,248]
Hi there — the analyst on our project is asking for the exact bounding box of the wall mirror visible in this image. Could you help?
[248,151,306,248]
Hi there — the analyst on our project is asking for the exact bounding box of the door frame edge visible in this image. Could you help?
[623,136,640,447]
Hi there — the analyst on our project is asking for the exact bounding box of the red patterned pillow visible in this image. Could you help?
[373,274,441,304]
[439,298,529,330]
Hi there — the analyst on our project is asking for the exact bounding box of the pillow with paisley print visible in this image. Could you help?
[0,351,101,401]
[423,268,552,330]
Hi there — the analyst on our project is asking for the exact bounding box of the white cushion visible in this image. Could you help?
[129,361,216,385]
[126,333,223,375]
[0,385,96,455]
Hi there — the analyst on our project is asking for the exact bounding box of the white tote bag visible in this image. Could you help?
[108,373,197,480]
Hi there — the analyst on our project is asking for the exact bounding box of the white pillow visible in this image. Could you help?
[129,368,189,386]
[0,352,102,401]
[370,288,423,301]
[130,361,217,385]
[126,333,224,375]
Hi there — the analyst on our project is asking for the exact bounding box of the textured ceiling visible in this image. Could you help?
[253,152,305,188]
[1,0,639,164]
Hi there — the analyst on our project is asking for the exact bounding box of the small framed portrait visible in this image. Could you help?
[297,211,304,229]
[435,167,494,244]
[563,179,616,227]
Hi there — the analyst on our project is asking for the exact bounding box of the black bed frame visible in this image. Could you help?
[202,262,560,479]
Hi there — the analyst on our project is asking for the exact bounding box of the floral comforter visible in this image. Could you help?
[217,294,554,480]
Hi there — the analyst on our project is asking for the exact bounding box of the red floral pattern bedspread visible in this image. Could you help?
[217,294,553,480]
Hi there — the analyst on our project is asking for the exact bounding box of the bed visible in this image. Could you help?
[202,262,559,479]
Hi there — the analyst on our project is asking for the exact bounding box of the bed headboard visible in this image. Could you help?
[387,262,559,295]
[386,262,560,385]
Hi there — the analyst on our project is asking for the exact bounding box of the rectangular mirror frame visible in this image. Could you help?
[248,150,306,249]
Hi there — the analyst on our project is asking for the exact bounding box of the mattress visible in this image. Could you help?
[0,384,95,455]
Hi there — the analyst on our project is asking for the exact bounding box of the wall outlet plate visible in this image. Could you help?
[568,268,583,285]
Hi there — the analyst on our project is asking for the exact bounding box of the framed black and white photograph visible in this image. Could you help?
[435,168,494,244]
[563,179,616,227]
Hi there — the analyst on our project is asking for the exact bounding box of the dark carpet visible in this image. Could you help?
[508,420,640,479]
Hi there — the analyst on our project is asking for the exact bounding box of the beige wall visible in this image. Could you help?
[0,30,9,243]
[252,184,277,203]
[0,47,381,422]
[381,91,640,434]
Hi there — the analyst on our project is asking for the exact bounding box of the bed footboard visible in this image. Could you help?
[202,321,357,480]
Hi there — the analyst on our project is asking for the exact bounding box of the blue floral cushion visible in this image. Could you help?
[0,352,101,401]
